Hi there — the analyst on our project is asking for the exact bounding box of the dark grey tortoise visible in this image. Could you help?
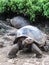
[6,16,30,29]
[8,25,49,59]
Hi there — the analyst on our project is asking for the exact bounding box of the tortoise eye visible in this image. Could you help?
[29,39,32,41]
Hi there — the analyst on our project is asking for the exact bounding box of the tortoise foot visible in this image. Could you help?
[44,46,49,52]
[36,54,42,58]
[8,54,17,59]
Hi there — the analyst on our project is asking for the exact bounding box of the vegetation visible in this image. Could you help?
[0,0,8,13]
[0,0,49,22]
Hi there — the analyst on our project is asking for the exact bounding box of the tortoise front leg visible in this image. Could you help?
[43,41,49,52]
[8,44,19,59]
[32,43,43,58]
[43,36,49,52]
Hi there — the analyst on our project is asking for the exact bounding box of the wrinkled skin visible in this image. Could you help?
[8,37,43,59]
[22,37,49,52]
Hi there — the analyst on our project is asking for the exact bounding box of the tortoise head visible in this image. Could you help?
[22,37,34,45]
[6,18,10,23]
[6,18,11,25]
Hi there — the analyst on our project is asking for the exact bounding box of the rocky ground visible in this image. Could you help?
[0,21,49,65]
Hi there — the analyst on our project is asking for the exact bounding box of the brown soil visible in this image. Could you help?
[0,22,49,65]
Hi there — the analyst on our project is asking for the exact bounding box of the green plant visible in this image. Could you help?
[0,0,49,22]
[43,2,49,18]
[0,0,8,13]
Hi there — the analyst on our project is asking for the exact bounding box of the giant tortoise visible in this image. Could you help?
[6,16,30,29]
[8,25,49,59]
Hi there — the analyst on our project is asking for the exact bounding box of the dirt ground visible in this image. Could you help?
[0,26,49,65]
[0,43,49,65]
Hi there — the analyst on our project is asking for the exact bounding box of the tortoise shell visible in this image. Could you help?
[16,25,47,46]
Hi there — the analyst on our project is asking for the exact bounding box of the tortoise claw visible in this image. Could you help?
[8,54,17,59]
[36,54,42,58]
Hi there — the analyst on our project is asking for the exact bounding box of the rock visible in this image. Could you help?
[8,59,14,63]
[0,39,4,48]
[23,62,34,65]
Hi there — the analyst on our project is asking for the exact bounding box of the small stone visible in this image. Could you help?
[0,42,4,48]
[8,59,14,63]
[23,62,34,65]
[0,63,1,64]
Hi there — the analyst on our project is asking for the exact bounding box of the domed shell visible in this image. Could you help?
[10,16,30,28]
[16,25,47,46]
